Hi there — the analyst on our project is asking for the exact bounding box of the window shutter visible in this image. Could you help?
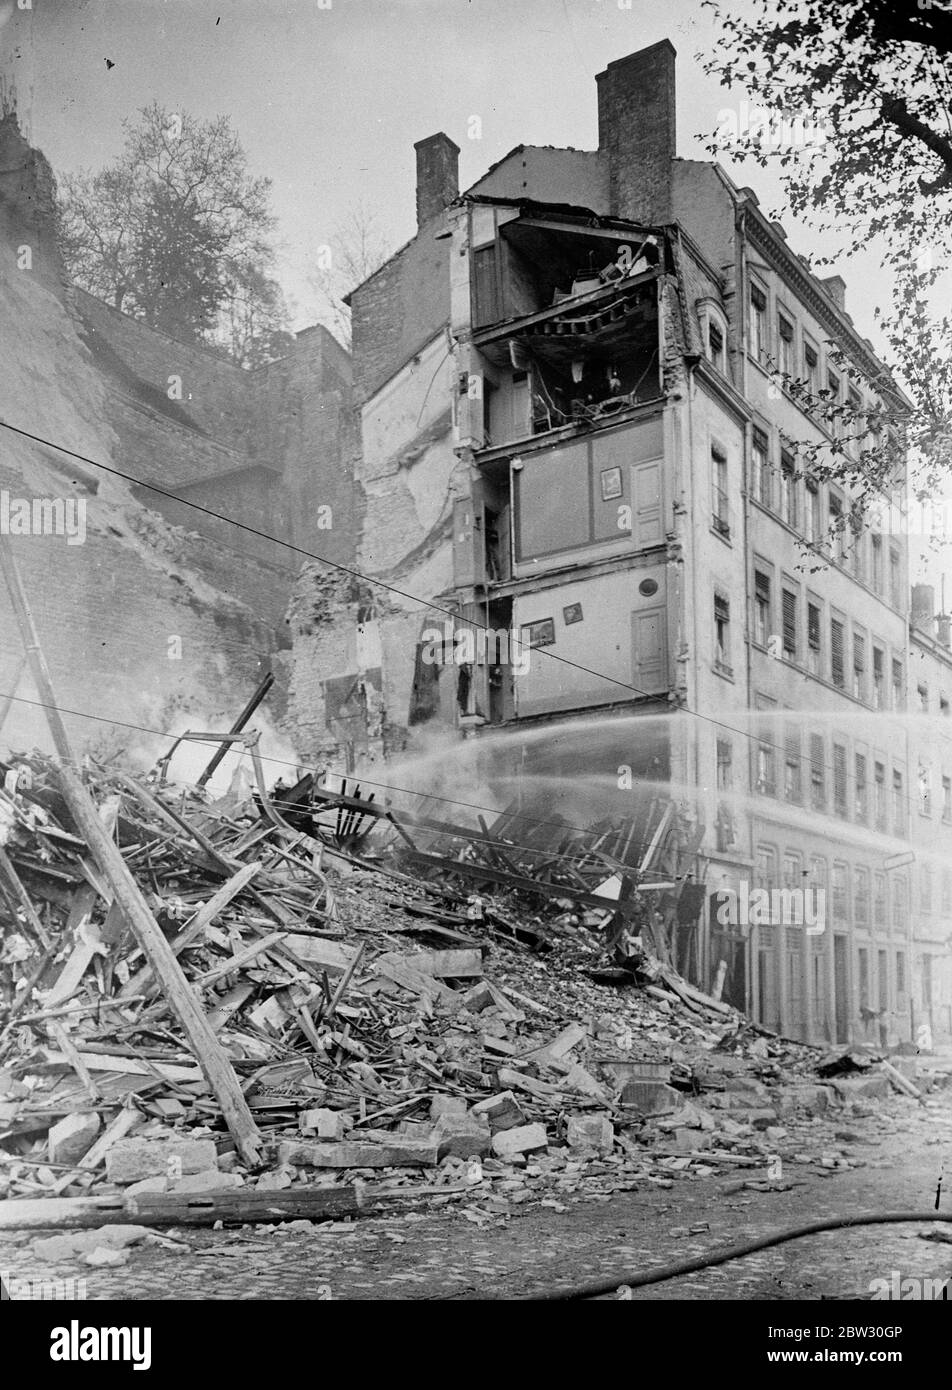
[779,316,793,342]
[750,283,766,310]
[853,633,865,670]
[831,619,845,685]
[807,603,821,649]
[782,590,797,657]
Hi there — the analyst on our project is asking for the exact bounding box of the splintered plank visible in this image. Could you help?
[53,763,262,1167]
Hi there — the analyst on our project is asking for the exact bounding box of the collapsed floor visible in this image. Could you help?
[0,750,947,1258]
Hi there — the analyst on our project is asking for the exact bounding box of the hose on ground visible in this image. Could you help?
[538,1210,952,1300]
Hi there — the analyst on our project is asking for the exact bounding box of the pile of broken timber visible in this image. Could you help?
[1,751,678,1228]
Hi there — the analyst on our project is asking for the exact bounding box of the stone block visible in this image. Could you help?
[105,1135,218,1185]
[48,1111,101,1167]
[300,1107,352,1140]
[274,1137,439,1168]
[566,1113,614,1154]
[429,1095,469,1121]
[490,1123,548,1158]
[432,1113,491,1161]
[171,1169,244,1193]
[469,1090,526,1133]
[621,1081,684,1115]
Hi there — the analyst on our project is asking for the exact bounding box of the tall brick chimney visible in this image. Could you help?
[596,41,677,223]
[414,133,460,229]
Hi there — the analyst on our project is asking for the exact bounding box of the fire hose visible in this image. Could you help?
[537,1211,952,1300]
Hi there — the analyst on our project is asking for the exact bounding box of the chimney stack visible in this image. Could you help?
[912,583,936,634]
[821,274,847,312]
[414,133,460,229]
[596,41,677,223]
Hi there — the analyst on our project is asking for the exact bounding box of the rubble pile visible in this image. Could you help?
[0,753,944,1233]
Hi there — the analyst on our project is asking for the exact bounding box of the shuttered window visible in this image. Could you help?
[833,743,848,816]
[831,618,845,687]
[784,727,801,802]
[782,589,797,660]
[754,569,771,646]
[810,734,825,810]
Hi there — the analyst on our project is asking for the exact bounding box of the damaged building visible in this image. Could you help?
[287,41,951,1051]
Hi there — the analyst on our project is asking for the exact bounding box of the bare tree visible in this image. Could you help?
[305,199,393,348]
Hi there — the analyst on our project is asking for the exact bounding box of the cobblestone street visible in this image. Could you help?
[3,1097,949,1301]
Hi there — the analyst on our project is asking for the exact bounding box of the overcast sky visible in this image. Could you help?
[6,0,949,588]
[19,0,890,333]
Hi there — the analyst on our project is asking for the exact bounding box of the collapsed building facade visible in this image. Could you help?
[288,41,952,1050]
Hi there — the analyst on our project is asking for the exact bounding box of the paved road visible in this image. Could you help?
[3,1096,950,1301]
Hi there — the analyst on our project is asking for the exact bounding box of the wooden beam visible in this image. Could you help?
[0,1185,363,1231]
[53,762,263,1166]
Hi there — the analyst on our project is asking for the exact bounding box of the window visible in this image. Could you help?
[827,368,841,435]
[829,491,847,562]
[858,947,870,1011]
[807,601,822,675]
[920,865,932,914]
[871,533,883,592]
[889,545,901,609]
[711,444,729,536]
[755,703,776,795]
[810,734,826,810]
[749,282,767,363]
[854,868,870,928]
[892,657,904,711]
[752,428,771,508]
[754,569,771,647]
[847,386,864,457]
[780,449,798,529]
[918,683,929,713]
[714,593,732,673]
[855,753,868,822]
[708,318,726,373]
[872,646,885,708]
[755,844,778,891]
[804,339,819,396]
[832,862,849,925]
[941,695,950,717]
[852,633,865,701]
[874,761,886,830]
[943,775,951,823]
[918,764,932,816]
[851,530,865,584]
[893,769,905,835]
[833,743,848,817]
[782,589,798,661]
[778,313,794,378]
[716,738,733,791]
[896,949,906,996]
[784,727,801,802]
[831,617,845,688]
[805,476,821,544]
[874,872,887,930]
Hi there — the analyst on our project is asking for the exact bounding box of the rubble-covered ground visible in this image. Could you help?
[1,754,950,1299]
